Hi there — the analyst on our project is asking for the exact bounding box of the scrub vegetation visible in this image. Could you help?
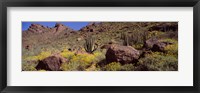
[22,22,178,71]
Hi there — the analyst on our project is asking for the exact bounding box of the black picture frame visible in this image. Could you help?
[0,0,199,93]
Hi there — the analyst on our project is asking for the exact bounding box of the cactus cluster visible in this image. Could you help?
[121,32,130,46]
[121,30,148,47]
[84,36,98,54]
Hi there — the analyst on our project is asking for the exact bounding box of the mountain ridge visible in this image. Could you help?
[22,22,178,56]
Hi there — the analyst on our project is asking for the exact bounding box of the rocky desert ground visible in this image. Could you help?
[22,22,178,71]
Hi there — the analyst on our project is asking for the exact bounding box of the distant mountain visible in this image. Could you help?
[22,22,178,56]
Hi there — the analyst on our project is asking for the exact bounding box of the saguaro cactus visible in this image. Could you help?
[84,36,98,54]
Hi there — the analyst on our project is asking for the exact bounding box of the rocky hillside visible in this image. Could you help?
[22,22,178,71]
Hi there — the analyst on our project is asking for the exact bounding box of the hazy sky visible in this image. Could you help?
[22,22,90,31]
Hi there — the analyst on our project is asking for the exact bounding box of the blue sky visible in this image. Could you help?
[22,22,90,31]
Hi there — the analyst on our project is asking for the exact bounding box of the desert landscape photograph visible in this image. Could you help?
[22,22,178,71]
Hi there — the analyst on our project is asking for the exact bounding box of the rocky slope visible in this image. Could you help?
[22,22,178,71]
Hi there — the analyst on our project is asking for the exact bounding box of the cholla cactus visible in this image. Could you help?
[84,36,98,54]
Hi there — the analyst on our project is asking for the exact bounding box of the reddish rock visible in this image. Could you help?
[25,45,31,50]
[28,24,48,33]
[36,54,68,71]
[55,23,67,32]
[106,44,140,64]
[151,41,173,52]
[144,38,174,52]
[101,44,112,49]
[144,38,159,49]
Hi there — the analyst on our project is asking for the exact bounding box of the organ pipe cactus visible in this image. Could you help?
[121,32,130,46]
[84,36,98,54]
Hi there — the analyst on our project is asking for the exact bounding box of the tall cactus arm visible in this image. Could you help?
[84,36,97,54]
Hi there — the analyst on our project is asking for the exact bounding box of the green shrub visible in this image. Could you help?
[24,51,52,61]
[159,38,177,43]
[101,62,136,71]
[137,52,178,71]
[22,61,38,71]
[160,38,178,57]
[132,44,143,49]
[61,61,82,71]
[102,62,122,71]
[164,42,178,57]
[121,64,135,71]
[147,31,165,39]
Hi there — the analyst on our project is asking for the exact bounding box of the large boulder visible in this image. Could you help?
[145,38,173,52]
[144,38,174,52]
[36,54,68,71]
[144,38,159,49]
[105,44,140,64]
[151,41,173,52]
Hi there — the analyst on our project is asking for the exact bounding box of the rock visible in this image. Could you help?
[148,23,178,32]
[77,37,82,41]
[35,54,68,71]
[64,33,68,35]
[101,44,112,49]
[151,41,173,52]
[28,24,48,33]
[144,38,159,49]
[27,23,62,34]
[54,23,68,32]
[25,45,31,50]
[105,44,140,64]
[98,28,104,32]
[108,39,118,44]
[70,31,78,34]
[145,38,174,52]
[30,24,43,28]
[89,29,95,32]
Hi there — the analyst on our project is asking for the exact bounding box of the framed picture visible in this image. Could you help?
[0,0,199,93]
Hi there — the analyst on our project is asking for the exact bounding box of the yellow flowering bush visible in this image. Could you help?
[93,51,105,62]
[71,53,95,64]
[36,51,52,60]
[164,42,178,57]
[61,61,80,71]
[61,52,98,71]
[60,49,75,59]
[24,51,52,61]
[85,63,97,71]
